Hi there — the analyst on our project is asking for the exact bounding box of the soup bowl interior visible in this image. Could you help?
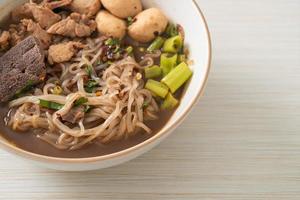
[0,0,211,171]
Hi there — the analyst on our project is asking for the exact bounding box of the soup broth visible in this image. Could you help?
[0,105,177,158]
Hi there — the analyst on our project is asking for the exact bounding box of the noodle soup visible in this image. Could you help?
[0,0,192,158]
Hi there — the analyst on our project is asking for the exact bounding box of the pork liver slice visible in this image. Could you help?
[0,36,46,102]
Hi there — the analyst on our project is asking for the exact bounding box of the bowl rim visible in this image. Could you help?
[0,0,212,164]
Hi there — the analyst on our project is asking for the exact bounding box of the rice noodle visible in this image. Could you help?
[7,38,159,150]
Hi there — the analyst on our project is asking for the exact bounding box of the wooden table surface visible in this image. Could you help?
[1,0,300,199]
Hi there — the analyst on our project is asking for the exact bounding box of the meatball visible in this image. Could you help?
[95,11,127,39]
[69,0,101,17]
[128,8,168,43]
[101,0,142,19]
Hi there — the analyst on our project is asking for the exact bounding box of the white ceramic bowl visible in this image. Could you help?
[0,0,211,171]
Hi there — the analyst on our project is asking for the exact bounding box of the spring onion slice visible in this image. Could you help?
[161,93,179,110]
[145,65,162,79]
[161,62,192,93]
[145,79,169,98]
[160,53,178,76]
[165,23,178,37]
[74,97,88,106]
[85,80,99,93]
[14,80,35,98]
[39,99,64,110]
[163,35,183,53]
[147,37,165,52]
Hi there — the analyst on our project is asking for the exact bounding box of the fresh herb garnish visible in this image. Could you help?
[39,99,64,110]
[84,79,99,93]
[105,38,120,47]
[14,80,35,98]
[74,97,88,106]
[147,37,165,52]
[86,80,99,88]
[127,16,134,26]
[85,65,93,77]
[165,23,178,37]
[39,98,89,111]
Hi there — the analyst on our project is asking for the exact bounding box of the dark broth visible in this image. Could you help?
[0,105,178,158]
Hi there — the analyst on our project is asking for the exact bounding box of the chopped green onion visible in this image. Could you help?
[163,35,183,53]
[145,65,162,79]
[105,38,120,46]
[145,79,169,98]
[86,80,98,88]
[161,93,179,110]
[14,80,35,98]
[74,97,88,106]
[85,87,93,93]
[147,36,165,52]
[161,62,193,93]
[127,16,134,26]
[39,99,64,110]
[39,97,89,110]
[85,65,93,77]
[165,23,178,37]
[160,53,178,76]
[85,80,99,93]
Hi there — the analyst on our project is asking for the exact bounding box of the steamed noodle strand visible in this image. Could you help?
[7,38,159,150]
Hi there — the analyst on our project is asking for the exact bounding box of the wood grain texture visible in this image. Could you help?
[0,0,300,199]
